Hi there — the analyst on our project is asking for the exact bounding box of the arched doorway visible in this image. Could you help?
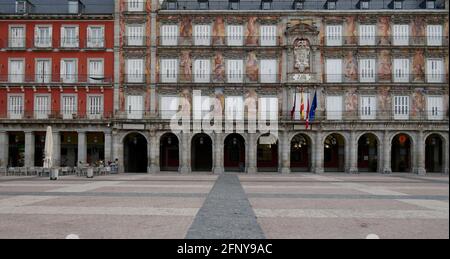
[8,132,25,167]
[191,133,212,171]
[124,133,148,173]
[160,133,179,171]
[391,134,412,173]
[358,133,379,172]
[257,134,278,172]
[87,132,105,165]
[425,134,443,173]
[290,134,311,172]
[224,134,245,172]
[324,133,345,172]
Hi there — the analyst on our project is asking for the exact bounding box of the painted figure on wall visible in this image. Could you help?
[411,89,425,117]
[246,52,259,82]
[213,52,225,82]
[378,17,391,45]
[412,17,425,38]
[344,51,358,82]
[180,51,192,81]
[213,88,224,117]
[412,50,425,82]
[244,89,258,120]
[180,88,191,116]
[345,87,358,112]
[378,86,391,114]
[293,38,311,73]
[213,17,225,45]
[180,16,193,44]
[345,16,357,45]
[378,50,392,81]
[246,17,258,45]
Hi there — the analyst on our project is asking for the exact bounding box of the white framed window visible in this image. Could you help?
[194,24,211,46]
[35,59,51,83]
[87,26,104,48]
[87,95,103,119]
[393,24,409,46]
[128,0,145,11]
[160,96,179,119]
[360,96,376,120]
[68,0,79,14]
[8,95,24,119]
[15,1,27,13]
[161,25,178,46]
[61,95,77,119]
[393,58,410,83]
[259,96,278,121]
[34,95,50,119]
[160,59,178,83]
[326,58,342,83]
[88,59,104,83]
[9,59,24,83]
[292,92,310,120]
[260,25,277,46]
[427,96,443,120]
[225,96,244,121]
[126,25,145,46]
[127,95,144,119]
[427,25,443,46]
[227,25,244,46]
[359,25,376,46]
[60,59,77,83]
[393,96,410,120]
[260,59,277,83]
[61,26,79,48]
[426,58,443,83]
[326,96,343,120]
[194,59,211,83]
[9,26,25,48]
[359,58,376,83]
[227,59,243,83]
[193,91,211,120]
[326,25,342,46]
[34,25,52,48]
[126,58,144,83]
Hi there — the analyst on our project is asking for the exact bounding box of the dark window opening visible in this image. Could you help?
[326,1,337,10]
[261,0,272,10]
[394,0,403,9]
[229,0,240,10]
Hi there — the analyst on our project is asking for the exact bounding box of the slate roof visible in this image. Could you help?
[0,0,114,15]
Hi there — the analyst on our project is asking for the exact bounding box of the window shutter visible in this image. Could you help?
[359,59,375,82]
[260,59,277,83]
[326,59,342,82]
[326,96,342,120]
[393,96,409,120]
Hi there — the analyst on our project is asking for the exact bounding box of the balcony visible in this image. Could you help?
[123,36,148,47]
[123,74,147,84]
[0,74,113,85]
[323,36,449,47]
[323,73,447,84]
[1,110,113,121]
[158,73,281,84]
[157,36,281,47]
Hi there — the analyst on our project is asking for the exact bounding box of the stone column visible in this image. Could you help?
[443,136,449,175]
[213,133,224,174]
[415,131,426,175]
[24,131,35,168]
[104,132,112,163]
[280,131,290,174]
[0,131,8,168]
[382,131,392,174]
[180,133,190,174]
[348,131,358,174]
[52,131,60,167]
[315,131,324,174]
[149,132,159,173]
[77,131,87,165]
[112,131,124,173]
[247,133,257,174]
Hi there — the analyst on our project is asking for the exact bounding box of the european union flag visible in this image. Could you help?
[309,91,317,122]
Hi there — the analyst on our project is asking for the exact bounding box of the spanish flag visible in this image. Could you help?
[300,90,305,120]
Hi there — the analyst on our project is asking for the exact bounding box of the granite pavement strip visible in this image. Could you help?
[185,174,265,239]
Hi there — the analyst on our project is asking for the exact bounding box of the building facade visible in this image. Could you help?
[0,0,115,169]
[1,0,449,175]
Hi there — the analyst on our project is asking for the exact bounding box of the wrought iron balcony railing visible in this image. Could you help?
[0,74,113,85]
[157,36,281,47]
[157,73,281,84]
[324,36,449,47]
[0,38,107,49]
[1,110,113,120]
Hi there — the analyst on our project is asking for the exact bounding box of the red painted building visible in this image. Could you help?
[0,0,115,169]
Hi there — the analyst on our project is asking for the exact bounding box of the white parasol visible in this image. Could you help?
[43,126,53,169]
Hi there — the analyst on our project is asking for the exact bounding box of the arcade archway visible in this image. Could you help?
[191,133,213,171]
[224,134,246,172]
[290,134,311,172]
[358,133,379,172]
[391,134,412,173]
[324,133,345,172]
[160,133,180,171]
[124,133,148,173]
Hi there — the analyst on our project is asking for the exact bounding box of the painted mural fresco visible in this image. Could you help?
[412,89,425,117]
[378,86,391,114]
[213,88,224,116]
[412,50,425,82]
[180,51,192,82]
[344,51,358,82]
[378,17,391,45]
[412,17,426,38]
[212,17,225,45]
[213,52,225,82]
[344,17,357,45]
[246,52,259,82]
[246,17,258,45]
[378,50,392,81]
[293,38,311,73]
[180,16,193,44]
[345,87,358,113]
